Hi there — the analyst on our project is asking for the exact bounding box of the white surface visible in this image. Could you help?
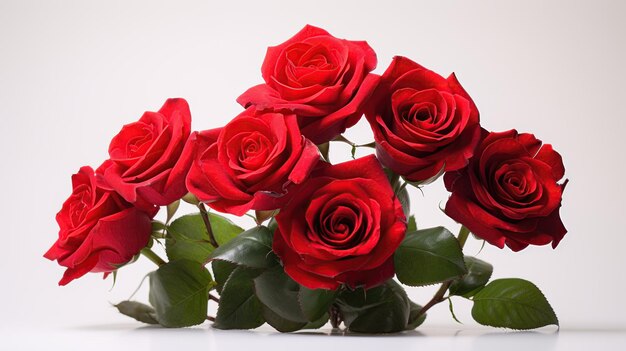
[4,324,626,351]
[1,0,626,347]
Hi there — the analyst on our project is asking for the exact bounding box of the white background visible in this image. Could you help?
[1,0,625,349]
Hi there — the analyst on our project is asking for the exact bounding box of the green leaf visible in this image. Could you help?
[407,215,417,233]
[268,217,278,233]
[214,267,265,329]
[337,280,410,333]
[448,298,462,324]
[114,300,159,325]
[212,260,237,294]
[471,278,559,330]
[260,305,307,332]
[449,256,493,297]
[209,226,276,269]
[299,286,337,322]
[406,301,427,330]
[166,200,180,223]
[302,313,329,330]
[166,213,243,263]
[152,220,167,233]
[254,267,335,332]
[396,184,411,219]
[182,192,200,205]
[148,259,213,328]
[394,226,467,286]
[254,267,308,323]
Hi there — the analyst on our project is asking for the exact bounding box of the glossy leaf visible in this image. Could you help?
[407,215,417,233]
[260,305,307,332]
[254,267,308,323]
[209,226,276,269]
[114,301,159,325]
[449,256,493,297]
[302,313,330,330]
[471,278,559,330]
[166,213,243,263]
[299,287,337,322]
[394,227,467,286]
[214,267,265,329]
[212,260,237,294]
[148,259,213,328]
[396,184,411,219]
[406,301,427,330]
[166,200,180,223]
[337,280,410,333]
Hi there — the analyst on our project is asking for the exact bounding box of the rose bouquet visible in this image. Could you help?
[46,25,568,333]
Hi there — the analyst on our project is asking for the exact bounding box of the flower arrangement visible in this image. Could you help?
[46,25,567,333]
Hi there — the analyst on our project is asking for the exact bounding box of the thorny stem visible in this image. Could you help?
[140,248,166,267]
[415,225,471,319]
[198,203,219,248]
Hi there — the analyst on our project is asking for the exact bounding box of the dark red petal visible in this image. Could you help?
[535,144,565,180]
[445,193,507,249]
[337,257,395,290]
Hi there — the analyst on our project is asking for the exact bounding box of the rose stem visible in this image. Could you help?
[197,203,219,248]
[329,304,343,329]
[209,293,220,303]
[140,247,166,267]
[415,225,471,318]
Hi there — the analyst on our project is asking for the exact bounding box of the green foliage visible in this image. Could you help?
[407,215,417,233]
[148,259,214,328]
[406,301,427,330]
[209,226,276,269]
[165,213,243,263]
[299,286,337,322]
[449,256,493,297]
[471,278,559,330]
[212,260,237,294]
[213,267,265,329]
[394,227,467,286]
[336,280,411,333]
[114,301,159,325]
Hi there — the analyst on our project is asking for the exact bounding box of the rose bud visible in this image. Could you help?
[365,56,481,183]
[238,25,380,144]
[185,108,320,216]
[97,98,194,209]
[444,129,568,251]
[45,166,155,285]
[273,155,407,290]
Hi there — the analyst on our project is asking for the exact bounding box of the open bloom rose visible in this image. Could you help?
[45,166,155,285]
[97,98,193,209]
[185,108,320,216]
[444,129,567,251]
[237,25,379,144]
[365,56,481,183]
[273,155,407,290]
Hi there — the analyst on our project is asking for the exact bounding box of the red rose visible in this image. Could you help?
[185,108,320,216]
[444,129,567,251]
[365,56,481,183]
[237,25,379,144]
[45,166,155,285]
[273,155,407,290]
[97,98,193,209]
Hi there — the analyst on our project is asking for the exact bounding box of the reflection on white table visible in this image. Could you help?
[4,324,625,351]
